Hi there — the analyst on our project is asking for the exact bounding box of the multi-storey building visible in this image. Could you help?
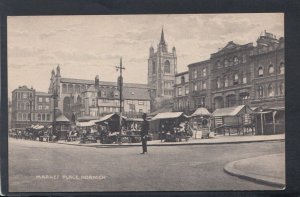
[173,71,189,113]
[11,86,54,128]
[188,60,212,112]
[250,32,285,109]
[48,67,151,120]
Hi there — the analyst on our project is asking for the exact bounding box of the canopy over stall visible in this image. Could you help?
[190,107,211,117]
[151,112,187,120]
[212,105,254,135]
[94,113,126,132]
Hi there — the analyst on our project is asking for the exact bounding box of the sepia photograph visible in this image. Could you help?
[7,13,285,192]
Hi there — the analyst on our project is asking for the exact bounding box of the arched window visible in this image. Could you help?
[279,63,285,74]
[233,56,239,65]
[279,82,285,95]
[152,61,156,74]
[268,84,274,97]
[217,77,221,88]
[224,76,229,87]
[258,67,264,77]
[242,73,247,84]
[164,60,170,73]
[62,84,67,93]
[268,64,274,74]
[257,85,264,98]
[75,85,81,93]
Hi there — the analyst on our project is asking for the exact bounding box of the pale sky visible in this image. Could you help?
[7,13,284,99]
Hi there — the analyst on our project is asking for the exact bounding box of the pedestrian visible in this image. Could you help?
[140,113,149,154]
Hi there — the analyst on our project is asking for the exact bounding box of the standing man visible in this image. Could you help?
[140,113,149,154]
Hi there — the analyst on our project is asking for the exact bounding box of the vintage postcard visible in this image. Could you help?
[7,13,284,192]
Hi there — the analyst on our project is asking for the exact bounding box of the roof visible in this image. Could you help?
[35,91,52,96]
[56,115,70,122]
[77,116,99,122]
[95,113,126,123]
[190,107,211,117]
[12,85,33,92]
[212,105,253,117]
[60,77,148,89]
[188,60,210,68]
[123,86,150,100]
[76,120,96,127]
[175,71,188,77]
[152,112,184,120]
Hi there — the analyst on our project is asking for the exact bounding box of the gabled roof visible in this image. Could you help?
[152,112,185,120]
[123,86,150,100]
[212,105,253,117]
[56,115,70,122]
[220,41,240,51]
[190,107,211,117]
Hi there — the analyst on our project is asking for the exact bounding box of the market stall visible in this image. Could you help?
[55,115,71,140]
[212,105,254,136]
[189,107,212,139]
[151,112,190,142]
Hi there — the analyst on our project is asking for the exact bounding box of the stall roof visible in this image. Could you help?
[126,118,143,122]
[151,112,184,120]
[212,105,253,117]
[190,107,211,117]
[94,113,126,123]
[77,116,99,122]
[56,115,70,122]
[76,120,96,127]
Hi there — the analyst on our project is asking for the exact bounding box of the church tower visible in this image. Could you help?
[148,28,177,99]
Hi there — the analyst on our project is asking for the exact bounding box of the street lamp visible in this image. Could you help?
[116,57,125,142]
[27,93,33,130]
[51,83,58,138]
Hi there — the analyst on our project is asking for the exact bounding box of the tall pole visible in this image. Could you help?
[116,57,125,138]
[29,94,32,129]
[52,80,58,138]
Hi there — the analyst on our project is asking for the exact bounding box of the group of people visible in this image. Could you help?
[9,128,58,142]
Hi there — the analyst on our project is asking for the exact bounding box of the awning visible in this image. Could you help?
[190,107,211,117]
[212,105,253,117]
[151,112,185,120]
[56,115,70,122]
[94,113,126,123]
[76,120,96,127]
[126,118,143,122]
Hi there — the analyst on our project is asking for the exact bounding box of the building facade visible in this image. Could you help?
[173,71,189,113]
[11,86,54,128]
[188,60,212,112]
[48,66,151,120]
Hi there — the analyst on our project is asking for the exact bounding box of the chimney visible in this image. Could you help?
[95,75,99,90]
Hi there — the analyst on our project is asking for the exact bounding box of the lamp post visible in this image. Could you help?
[116,57,125,141]
[52,84,58,138]
[27,93,33,130]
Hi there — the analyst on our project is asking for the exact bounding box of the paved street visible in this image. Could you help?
[9,138,284,192]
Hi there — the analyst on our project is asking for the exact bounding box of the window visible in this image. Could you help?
[127,100,133,104]
[279,63,285,74]
[257,85,264,98]
[203,81,207,90]
[129,104,135,112]
[45,105,49,110]
[62,84,67,93]
[38,114,41,121]
[38,97,43,102]
[201,97,206,107]
[45,98,49,102]
[217,77,221,88]
[23,113,27,120]
[233,56,239,65]
[138,101,144,105]
[68,84,73,93]
[47,114,50,121]
[203,68,206,77]
[279,82,285,95]
[42,114,46,120]
[102,91,106,97]
[181,76,185,84]
[242,54,247,63]
[242,73,247,84]
[194,83,197,91]
[139,109,143,113]
[38,105,43,110]
[193,69,197,79]
[217,60,222,69]
[23,93,28,99]
[27,113,31,120]
[224,59,229,67]
[258,67,264,77]
[178,87,182,96]
[185,85,189,95]
[152,61,156,74]
[18,113,22,120]
[164,60,171,73]
[224,76,229,87]
[233,73,239,85]
[268,64,274,74]
[268,84,274,97]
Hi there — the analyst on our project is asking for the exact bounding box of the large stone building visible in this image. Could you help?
[11,86,54,128]
[48,66,151,120]
[172,31,284,113]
